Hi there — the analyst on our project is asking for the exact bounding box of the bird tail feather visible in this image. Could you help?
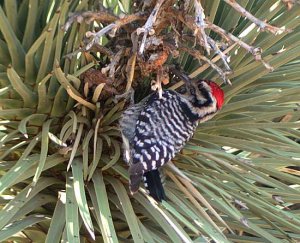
[143,169,166,201]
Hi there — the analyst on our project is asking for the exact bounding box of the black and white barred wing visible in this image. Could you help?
[119,97,148,164]
[131,91,195,173]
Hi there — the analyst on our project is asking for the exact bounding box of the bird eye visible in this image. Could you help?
[198,83,204,89]
[190,87,196,95]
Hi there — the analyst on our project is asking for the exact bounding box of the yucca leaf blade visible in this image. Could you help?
[0,6,25,75]
[66,173,80,243]
[7,66,37,108]
[91,170,118,243]
[72,158,95,240]
[0,215,49,242]
[45,192,66,243]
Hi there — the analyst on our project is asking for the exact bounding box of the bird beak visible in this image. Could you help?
[169,65,192,84]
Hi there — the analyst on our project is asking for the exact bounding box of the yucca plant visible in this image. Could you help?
[0,0,300,242]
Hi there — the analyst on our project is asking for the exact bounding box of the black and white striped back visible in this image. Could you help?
[131,90,198,172]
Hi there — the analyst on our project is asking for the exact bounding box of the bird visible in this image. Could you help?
[119,68,224,201]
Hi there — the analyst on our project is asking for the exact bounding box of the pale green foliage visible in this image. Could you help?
[0,0,300,242]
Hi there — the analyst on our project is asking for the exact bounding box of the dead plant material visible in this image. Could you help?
[137,0,165,55]
[63,11,118,31]
[180,46,232,85]
[81,69,118,101]
[64,10,147,51]
[207,22,274,71]
[63,0,295,100]
[223,0,292,34]
[194,0,210,54]
[138,36,169,76]
[139,49,169,75]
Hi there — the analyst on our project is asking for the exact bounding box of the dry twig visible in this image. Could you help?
[137,0,165,55]
[223,0,291,35]
[64,11,146,51]
[194,0,210,54]
[62,10,118,31]
[64,43,114,60]
[207,22,274,71]
[124,32,139,92]
[107,48,126,80]
[206,36,232,72]
[171,6,273,71]
[169,9,233,80]
[85,13,146,50]
[180,46,232,85]
[169,44,236,91]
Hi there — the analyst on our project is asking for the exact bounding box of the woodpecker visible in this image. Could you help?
[119,69,224,201]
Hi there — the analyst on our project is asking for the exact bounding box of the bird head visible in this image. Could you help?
[189,79,224,110]
[168,66,224,117]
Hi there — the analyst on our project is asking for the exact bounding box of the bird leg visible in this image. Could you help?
[151,67,164,99]
[151,79,162,99]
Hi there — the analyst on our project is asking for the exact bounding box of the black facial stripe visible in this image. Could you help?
[190,86,196,96]
[198,83,204,89]
[192,86,213,108]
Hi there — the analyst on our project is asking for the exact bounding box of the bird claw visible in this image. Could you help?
[151,79,163,99]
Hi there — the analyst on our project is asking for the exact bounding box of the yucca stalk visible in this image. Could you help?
[0,0,300,242]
